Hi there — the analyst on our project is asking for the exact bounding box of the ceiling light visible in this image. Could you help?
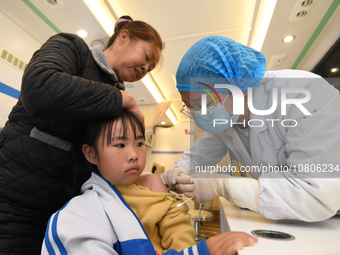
[172,74,177,85]
[142,74,177,125]
[82,0,115,36]
[165,108,178,125]
[249,0,278,51]
[283,35,295,43]
[161,121,166,125]
[126,84,134,88]
[142,75,164,103]
[76,30,88,38]
[331,68,339,73]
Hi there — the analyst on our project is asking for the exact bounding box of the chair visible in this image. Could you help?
[151,161,165,175]
[188,200,214,243]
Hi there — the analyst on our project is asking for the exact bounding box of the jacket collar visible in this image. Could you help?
[90,46,125,90]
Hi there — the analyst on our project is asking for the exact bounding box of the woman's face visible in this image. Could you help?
[105,30,161,82]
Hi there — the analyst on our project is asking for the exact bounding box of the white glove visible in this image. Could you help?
[175,172,231,203]
[176,172,259,211]
[160,167,190,187]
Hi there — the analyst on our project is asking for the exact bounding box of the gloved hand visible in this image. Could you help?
[175,172,231,203]
[160,167,190,188]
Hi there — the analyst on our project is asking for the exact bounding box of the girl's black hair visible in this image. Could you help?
[66,110,145,197]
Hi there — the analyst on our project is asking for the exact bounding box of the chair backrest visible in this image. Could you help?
[151,161,165,175]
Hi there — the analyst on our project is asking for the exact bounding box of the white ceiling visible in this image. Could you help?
[1,0,339,127]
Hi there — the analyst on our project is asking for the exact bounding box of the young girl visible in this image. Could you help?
[42,110,257,255]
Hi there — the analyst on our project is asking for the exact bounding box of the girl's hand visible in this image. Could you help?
[121,91,145,127]
[206,232,258,255]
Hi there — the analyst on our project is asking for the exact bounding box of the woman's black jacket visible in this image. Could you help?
[0,33,123,254]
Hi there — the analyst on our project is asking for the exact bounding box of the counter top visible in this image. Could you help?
[220,198,340,255]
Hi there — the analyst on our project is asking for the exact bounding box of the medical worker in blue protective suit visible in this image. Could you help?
[160,36,340,222]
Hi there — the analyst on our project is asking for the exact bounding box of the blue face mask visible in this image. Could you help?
[193,95,239,133]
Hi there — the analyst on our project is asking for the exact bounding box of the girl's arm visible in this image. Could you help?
[137,174,196,251]
[136,173,170,193]
[158,200,196,252]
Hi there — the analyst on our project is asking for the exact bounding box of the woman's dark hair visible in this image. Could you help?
[106,15,165,52]
[66,110,145,196]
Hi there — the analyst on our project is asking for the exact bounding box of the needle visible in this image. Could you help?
[177,197,194,208]
[167,183,176,190]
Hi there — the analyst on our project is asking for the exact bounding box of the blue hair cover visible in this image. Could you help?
[176,36,266,93]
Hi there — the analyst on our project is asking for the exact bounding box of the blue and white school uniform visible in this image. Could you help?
[41,172,210,255]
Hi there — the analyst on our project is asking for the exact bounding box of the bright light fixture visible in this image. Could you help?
[165,108,177,125]
[282,35,295,43]
[76,30,88,38]
[331,68,339,73]
[142,74,163,103]
[82,0,115,36]
[142,74,177,125]
[161,121,166,125]
[250,0,278,51]
[172,74,177,85]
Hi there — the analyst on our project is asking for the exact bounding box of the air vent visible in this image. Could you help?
[296,11,308,18]
[290,0,317,22]
[301,0,313,7]
[45,0,65,10]
[47,0,58,4]
[0,47,27,72]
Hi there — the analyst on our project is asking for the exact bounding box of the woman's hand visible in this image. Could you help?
[206,232,258,255]
[121,90,144,126]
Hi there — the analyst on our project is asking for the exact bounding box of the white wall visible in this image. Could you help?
[145,120,192,173]
[0,11,41,127]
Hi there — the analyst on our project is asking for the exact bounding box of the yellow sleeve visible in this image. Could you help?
[158,201,196,252]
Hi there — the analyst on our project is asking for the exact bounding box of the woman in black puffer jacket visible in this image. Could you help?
[0,15,164,254]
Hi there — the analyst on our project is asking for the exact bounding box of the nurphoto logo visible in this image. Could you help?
[199,83,311,128]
